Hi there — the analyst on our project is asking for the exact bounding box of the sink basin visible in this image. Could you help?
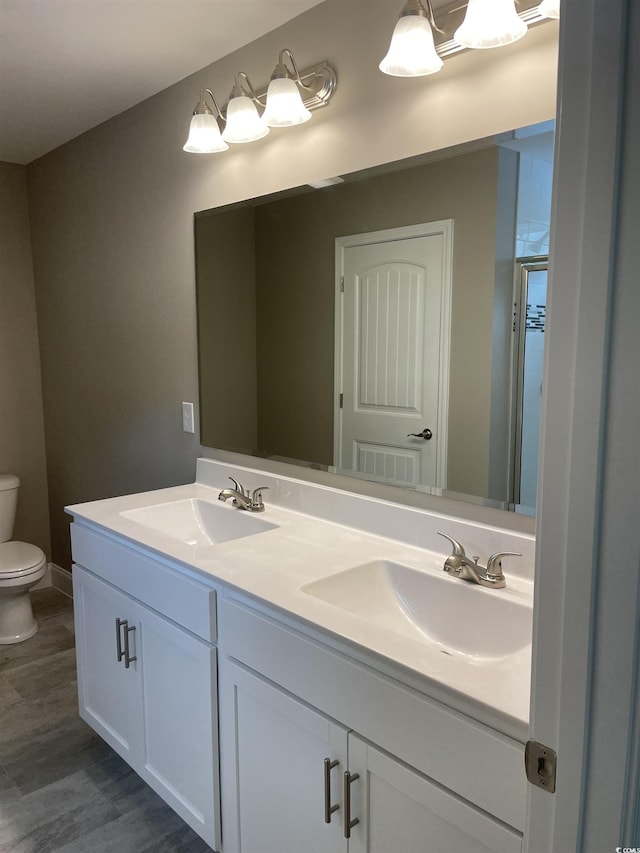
[301,560,532,660]
[121,498,278,546]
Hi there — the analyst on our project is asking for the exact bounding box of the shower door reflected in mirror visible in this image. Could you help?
[512,259,548,510]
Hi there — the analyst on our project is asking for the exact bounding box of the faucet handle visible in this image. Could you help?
[486,551,522,579]
[251,486,269,504]
[437,531,466,558]
[228,477,247,496]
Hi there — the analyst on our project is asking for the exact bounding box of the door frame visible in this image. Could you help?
[333,220,453,491]
[525,1,634,850]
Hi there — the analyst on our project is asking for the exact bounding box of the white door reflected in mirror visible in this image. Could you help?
[335,222,452,490]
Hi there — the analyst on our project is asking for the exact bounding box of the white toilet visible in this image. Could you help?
[0,475,47,644]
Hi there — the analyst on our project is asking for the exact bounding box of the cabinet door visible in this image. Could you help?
[73,565,144,764]
[138,602,220,851]
[347,735,522,853]
[219,658,348,853]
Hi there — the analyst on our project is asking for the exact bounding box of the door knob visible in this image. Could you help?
[407,428,433,440]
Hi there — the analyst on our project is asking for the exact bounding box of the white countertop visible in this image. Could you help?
[67,459,534,742]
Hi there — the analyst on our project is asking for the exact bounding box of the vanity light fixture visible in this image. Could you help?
[262,49,313,126]
[537,0,560,19]
[222,74,269,144]
[380,0,555,78]
[454,0,527,49]
[183,90,228,154]
[379,0,444,77]
[183,49,337,154]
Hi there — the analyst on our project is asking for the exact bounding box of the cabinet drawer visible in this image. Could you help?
[71,523,216,642]
[221,596,526,832]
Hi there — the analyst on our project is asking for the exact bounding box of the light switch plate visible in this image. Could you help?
[182,402,195,434]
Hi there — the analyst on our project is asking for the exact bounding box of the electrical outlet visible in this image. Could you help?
[182,402,195,434]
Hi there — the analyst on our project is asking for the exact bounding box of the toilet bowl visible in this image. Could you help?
[0,476,47,644]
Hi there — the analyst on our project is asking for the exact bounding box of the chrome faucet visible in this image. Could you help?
[218,477,268,513]
[437,532,520,590]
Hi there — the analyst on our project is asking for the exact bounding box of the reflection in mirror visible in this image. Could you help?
[195,122,554,516]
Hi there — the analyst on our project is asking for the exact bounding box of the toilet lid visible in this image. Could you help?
[0,541,46,577]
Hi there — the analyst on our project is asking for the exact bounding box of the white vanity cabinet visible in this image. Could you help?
[71,525,221,851]
[67,474,530,853]
[219,597,524,853]
[219,660,349,853]
[73,567,145,765]
[348,736,521,853]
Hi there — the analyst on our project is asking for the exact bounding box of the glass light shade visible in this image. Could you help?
[538,0,560,19]
[379,14,443,76]
[183,112,228,153]
[263,77,312,127]
[222,95,269,144]
[454,0,527,49]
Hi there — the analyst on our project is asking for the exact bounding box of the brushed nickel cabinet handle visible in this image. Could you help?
[343,771,360,839]
[122,621,137,669]
[115,617,125,663]
[324,758,339,823]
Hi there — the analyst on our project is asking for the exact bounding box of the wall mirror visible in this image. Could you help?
[195,122,554,516]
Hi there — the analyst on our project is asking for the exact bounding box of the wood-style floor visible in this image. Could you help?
[0,587,212,852]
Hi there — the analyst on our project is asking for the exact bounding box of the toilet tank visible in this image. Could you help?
[0,475,20,543]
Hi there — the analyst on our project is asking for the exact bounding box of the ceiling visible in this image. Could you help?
[0,0,326,165]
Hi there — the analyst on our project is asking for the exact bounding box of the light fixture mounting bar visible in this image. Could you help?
[255,60,337,112]
[433,0,556,57]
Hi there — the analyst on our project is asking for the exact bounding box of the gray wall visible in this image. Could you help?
[26,0,558,567]
[0,162,50,557]
[196,206,258,455]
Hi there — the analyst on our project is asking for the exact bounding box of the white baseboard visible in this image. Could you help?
[37,563,73,598]
[51,563,73,597]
